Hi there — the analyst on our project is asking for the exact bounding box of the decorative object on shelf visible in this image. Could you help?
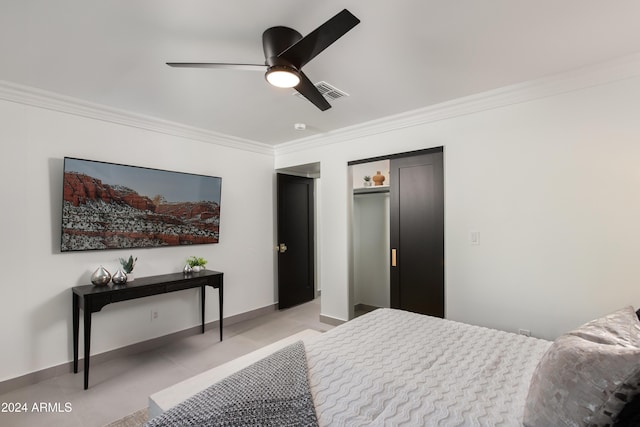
[112,269,128,285]
[183,264,193,274]
[372,171,386,186]
[90,266,111,286]
[363,176,372,187]
[187,256,208,273]
[119,255,137,281]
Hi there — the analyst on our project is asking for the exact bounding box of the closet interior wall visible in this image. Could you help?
[351,160,390,312]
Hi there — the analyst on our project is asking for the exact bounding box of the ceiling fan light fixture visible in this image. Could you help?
[167,9,359,110]
[265,66,300,88]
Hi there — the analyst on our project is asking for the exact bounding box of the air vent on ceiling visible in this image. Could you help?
[294,81,349,101]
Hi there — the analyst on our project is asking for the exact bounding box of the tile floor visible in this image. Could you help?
[0,299,332,427]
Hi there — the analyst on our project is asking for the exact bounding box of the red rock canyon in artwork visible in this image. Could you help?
[61,172,219,251]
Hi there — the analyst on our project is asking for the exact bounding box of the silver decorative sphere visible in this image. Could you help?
[91,265,111,286]
[112,269,128,285]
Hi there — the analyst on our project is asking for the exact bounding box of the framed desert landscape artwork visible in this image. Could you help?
[61,157,221,252]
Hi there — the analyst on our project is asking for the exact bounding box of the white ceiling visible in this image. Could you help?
[2,1,640,146]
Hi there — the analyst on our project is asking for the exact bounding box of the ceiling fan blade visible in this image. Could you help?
[294,71,331,111]
[166,62,265,71]
[278,9,360,69]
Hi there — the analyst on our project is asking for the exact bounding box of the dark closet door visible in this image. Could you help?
[277,173,315,309]
[390,149,444,317]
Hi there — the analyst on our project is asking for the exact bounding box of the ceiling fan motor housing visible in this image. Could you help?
[263,26,302,68]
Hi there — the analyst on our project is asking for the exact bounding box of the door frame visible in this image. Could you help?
[348,147,445,318]
[348,147,444,167]
[275,169,319,309]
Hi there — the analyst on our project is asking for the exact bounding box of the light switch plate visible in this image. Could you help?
[470,231,480,245]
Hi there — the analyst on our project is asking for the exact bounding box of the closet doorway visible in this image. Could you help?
[351,160,391,317]
[350,147,444,318]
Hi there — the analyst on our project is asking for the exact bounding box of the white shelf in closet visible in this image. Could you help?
[354,186,390,195]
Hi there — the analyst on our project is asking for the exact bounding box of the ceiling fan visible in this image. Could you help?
[167,9,360,111]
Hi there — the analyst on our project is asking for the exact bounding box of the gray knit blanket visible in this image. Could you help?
[144,341,318,427]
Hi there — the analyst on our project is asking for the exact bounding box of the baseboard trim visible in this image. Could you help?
[0,303,277,395]
[319,314,346,326]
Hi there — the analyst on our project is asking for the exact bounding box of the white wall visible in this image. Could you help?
[0,98,275,382]
[353,192,390,308]
[275,73,640,340]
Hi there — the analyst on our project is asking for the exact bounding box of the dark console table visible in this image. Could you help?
[72,270,223,389]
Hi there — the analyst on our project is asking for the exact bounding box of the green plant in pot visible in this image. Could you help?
[187,256,207,273]
[119,255,137,281]
[363,175,372,187]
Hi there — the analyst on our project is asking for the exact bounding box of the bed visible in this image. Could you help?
[145,306,640,426]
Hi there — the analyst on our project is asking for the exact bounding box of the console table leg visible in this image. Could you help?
[219,284,223,341]
[201,285,205,334]
[83,310,92,390]
[73,293,79,373]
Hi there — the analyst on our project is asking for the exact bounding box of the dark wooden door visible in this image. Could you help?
[390,149,444,317]
[277,173,315,309]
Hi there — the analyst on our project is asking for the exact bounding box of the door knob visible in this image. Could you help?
[278,243,288,253]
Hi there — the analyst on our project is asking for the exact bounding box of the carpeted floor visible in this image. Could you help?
[103,408,148,427]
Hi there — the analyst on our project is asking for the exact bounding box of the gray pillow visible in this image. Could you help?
[523,306,640,427]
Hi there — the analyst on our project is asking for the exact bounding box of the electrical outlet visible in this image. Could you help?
[518,329,531,337]
[151,310,158,322]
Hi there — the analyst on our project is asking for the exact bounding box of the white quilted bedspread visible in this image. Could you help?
[304,309,551,426]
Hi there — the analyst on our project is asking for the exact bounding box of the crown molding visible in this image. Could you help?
[4,52,640,159]
[0,81,274,156]
[275,53,640,156]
